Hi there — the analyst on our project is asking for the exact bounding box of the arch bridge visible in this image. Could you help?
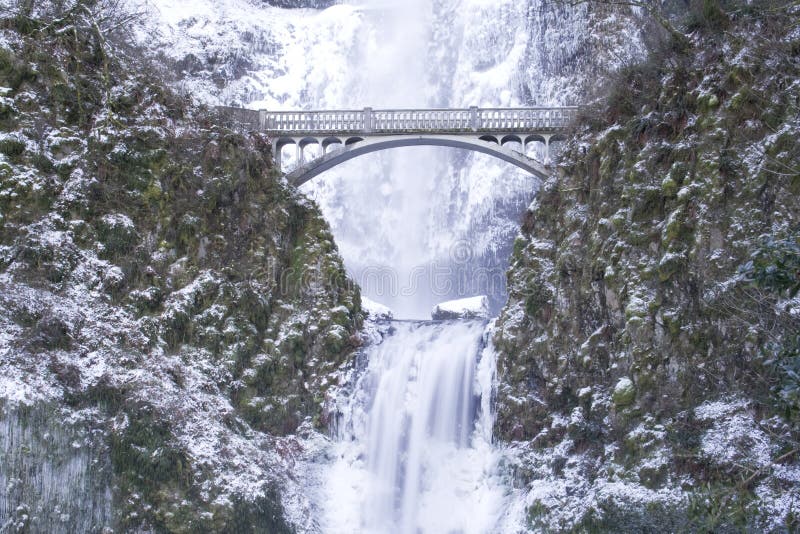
[218,106,578,186]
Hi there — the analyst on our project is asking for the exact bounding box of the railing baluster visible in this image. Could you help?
[254,106,576,138]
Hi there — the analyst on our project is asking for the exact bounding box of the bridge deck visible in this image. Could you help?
[218,106,578,136]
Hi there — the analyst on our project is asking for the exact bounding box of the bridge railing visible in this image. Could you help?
[249,106,578,134]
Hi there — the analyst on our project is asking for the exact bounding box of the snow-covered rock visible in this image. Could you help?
[431,296,490,320]
[361,296,394,320]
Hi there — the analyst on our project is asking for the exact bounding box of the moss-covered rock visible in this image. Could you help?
[0,5,360,532]
[612,377,636,407]
[494,4,800,530]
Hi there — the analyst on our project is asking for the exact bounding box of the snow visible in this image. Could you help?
[431,295,490,320]
[695,398,772,469]
[694,397,750,421]
[361,296,393,320]
[99,213,135,229]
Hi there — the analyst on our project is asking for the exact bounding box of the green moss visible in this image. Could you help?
[512,236,528,257]
[0,47,37,93]
[696,93,719,112]
[661,177,678,197]
[96,215,138,257]
[664,207,693,245]
[110,406,195,531]
[658,253,686,282]
[612,377,636,407]
[0,137,25,160]
[687,483,755,532]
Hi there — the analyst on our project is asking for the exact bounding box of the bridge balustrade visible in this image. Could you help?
[218,106,579,134]
[256,107,577,134]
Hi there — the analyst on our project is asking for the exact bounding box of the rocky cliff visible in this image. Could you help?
[494,3,800,531]
[0,3,360,532]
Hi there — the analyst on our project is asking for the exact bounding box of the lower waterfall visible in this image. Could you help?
[319,319,508,533]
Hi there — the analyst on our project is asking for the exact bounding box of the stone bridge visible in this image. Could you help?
[218,106,578,186]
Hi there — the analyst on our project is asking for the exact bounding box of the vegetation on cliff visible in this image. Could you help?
[0,1,361,531]
[495,1,800,531]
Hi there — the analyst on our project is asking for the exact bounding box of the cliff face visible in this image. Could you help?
[0,4,360,532]
[494,4,800,531]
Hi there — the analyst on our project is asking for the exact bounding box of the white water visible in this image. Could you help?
[301,0,538,319]
[321,320,507,533]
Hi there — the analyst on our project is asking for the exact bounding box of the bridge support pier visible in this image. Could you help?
[272,140,282,171]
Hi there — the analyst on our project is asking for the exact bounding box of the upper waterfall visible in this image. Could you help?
[141,0,644,318]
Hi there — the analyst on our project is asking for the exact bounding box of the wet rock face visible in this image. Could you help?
[0,404,114,534]
[493,4,800,531]
[31,313,72,350]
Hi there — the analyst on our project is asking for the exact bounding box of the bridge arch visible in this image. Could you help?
[275,138,295,153]
[501,134,523,147]
[298,137,318,151]
[524,134,547,145]
[321,137,342,152]
[345,137,364,146]
[284,135,551,187]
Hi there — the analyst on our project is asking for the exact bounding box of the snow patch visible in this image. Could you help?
[361,296,393,320]
[431,295,490,320]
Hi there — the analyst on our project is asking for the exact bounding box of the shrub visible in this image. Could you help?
[739,234,800,298]
[740,232,800,419]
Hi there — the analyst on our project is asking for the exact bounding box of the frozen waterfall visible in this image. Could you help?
[321,320,506,533]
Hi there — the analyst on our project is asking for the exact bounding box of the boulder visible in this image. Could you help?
[612,377,636,407]
[431,296,490,321]
[361,296,394,321]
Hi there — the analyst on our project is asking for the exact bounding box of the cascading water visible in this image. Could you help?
[321,320,506,533]
[284,1,534,528]
[144,0,643,317]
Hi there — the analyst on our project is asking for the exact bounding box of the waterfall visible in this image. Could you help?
[287,2,531,528]
[300,0,541,319]
[322,320,505,533]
